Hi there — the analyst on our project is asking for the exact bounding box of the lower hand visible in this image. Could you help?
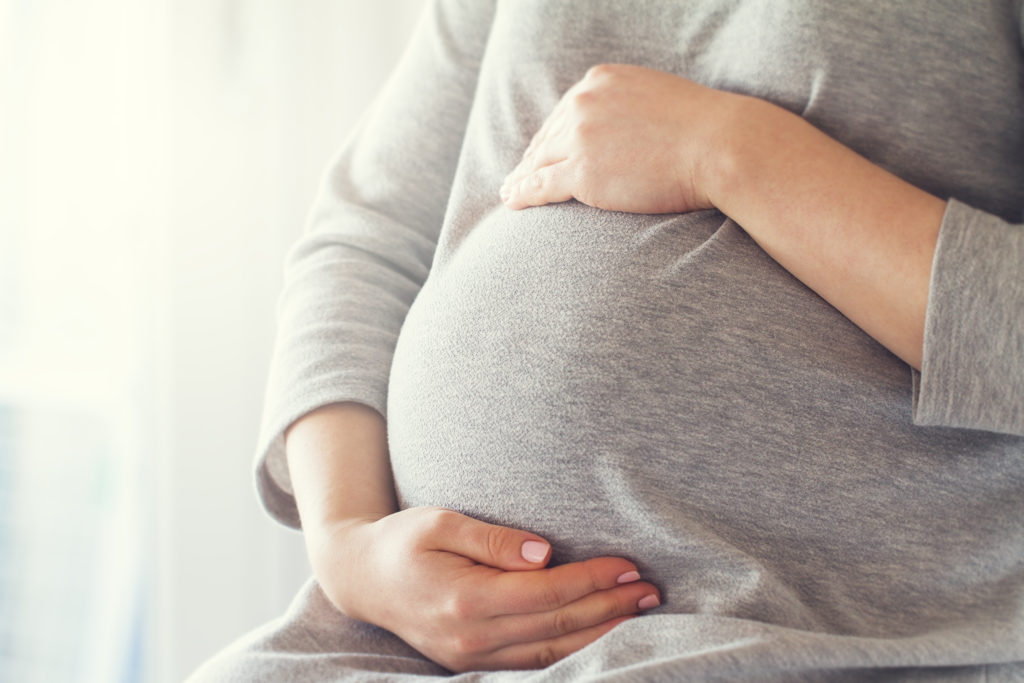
[308,506,660,672]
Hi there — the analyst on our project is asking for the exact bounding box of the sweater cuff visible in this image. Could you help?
[913,199,1024,436]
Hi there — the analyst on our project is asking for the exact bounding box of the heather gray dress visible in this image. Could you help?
[190,1,1024,680]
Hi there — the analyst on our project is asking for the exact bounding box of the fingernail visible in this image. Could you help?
[521,540,549,563]
[616,571,641,584]
[637,594,660,610]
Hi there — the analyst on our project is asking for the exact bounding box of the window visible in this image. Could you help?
[0,1,158,679]
[2,1,422,679]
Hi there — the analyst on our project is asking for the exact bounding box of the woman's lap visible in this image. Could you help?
[186,577,450,682]
[187,577,1021,682]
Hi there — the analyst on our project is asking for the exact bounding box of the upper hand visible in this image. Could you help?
[310,506,661,673]
[500,63,735,214]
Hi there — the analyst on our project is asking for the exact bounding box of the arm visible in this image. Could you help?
[285,403,397,533]
[501,64,1022,434]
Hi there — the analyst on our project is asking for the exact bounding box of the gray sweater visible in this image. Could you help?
[247,0,1024,680]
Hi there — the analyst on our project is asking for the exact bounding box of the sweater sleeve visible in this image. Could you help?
[912,198,1024,436]
[912,8,1024,436]
[254,0,496,529]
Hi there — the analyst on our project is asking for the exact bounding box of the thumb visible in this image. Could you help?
[422,509,551,571]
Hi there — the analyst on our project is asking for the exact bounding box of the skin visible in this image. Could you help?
[289,64,946,672]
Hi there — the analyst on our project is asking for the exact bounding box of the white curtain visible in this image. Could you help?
[0,1,424,680]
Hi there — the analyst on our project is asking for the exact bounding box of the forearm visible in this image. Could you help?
[285,402,397,535]
[708,97,946,370]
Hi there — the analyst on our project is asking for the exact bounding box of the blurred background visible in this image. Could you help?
[0,0,424,680]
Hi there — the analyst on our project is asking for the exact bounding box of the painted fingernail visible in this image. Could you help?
[521,540,549,563]
[616,571,641,584]
[637,594,660,610]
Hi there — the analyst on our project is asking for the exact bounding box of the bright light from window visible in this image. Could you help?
[0,1,166,680]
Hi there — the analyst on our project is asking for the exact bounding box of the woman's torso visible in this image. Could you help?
[387,0,1024,646]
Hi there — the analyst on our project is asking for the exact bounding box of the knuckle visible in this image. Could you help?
[570,88,597,109]
[579,561,603,593]
[419,506,456,537]
[448,632,481,657]
[539,582,566,610]
[610,589,634,618]
[551,608,579,636]
[520,171,544,198]
[535,643,561,669]
[484,524,509,562]
[584,63,616,81]
[607,591,633,618]
[571,120,600,144]
[441,593,476,621]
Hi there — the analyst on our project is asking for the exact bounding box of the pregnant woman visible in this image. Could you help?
[191,1,1024,680]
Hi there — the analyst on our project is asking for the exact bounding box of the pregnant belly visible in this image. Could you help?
[385,202,1022,635]
[389,204,753,526]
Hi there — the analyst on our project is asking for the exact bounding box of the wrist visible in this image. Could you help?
[304,514,384,618]
[701,93,792,213]
[305,514,381,573]
[305,513,382,557]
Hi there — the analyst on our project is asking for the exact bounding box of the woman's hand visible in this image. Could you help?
[309,506,660,673]
[500,63,736,214]
[287,404,658,672]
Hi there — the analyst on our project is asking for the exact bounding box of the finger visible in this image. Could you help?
[500,153,569,206]
[502,119,572,202]
[502,126,570,198]
[481,616,634,671]
[417,507,552,570]
[491,555,646,614]
[480,581,660,650]
[504,159,576,210]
